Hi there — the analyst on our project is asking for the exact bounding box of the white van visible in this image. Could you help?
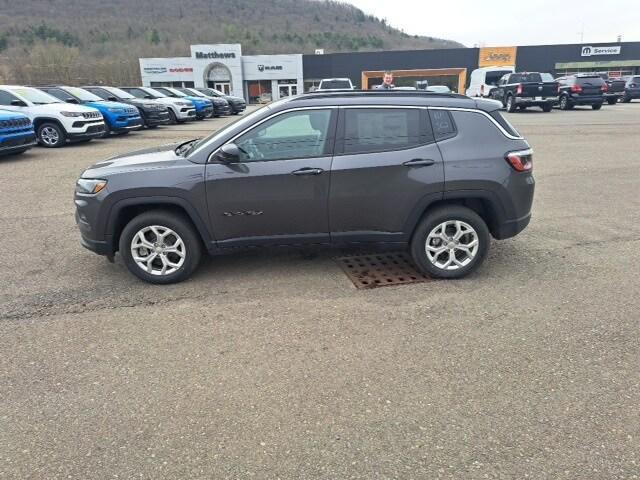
[466,66,515,97]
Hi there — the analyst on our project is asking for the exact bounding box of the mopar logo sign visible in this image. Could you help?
[581,45,621,56]
[143,66,167,74]
[257,65,283,72]
[195,51,236,59]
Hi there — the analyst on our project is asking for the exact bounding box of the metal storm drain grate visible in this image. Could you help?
[335,252,431,289]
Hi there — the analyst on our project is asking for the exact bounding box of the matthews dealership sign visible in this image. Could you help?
[581,45,621,57]
[194,51,236,59]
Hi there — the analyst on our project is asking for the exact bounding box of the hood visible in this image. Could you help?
[83,143,184,176]
[0,109,29,120]
[225,95,245,103]
[36,102,99,114]
[160,97,194,106]
[185,96,211,105]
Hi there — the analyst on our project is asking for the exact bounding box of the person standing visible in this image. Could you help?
[376,71,395,89]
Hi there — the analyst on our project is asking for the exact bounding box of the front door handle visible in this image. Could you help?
[291,167,324,176]
[403,158,436,167]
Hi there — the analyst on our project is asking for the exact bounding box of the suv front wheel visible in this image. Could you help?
[411,206,490,279]
[37,122,66,148]
[119,210,202,284]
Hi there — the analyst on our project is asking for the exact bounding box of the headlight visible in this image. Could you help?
[107,107,125,113]
[60,111,85,117]
[177,101,192,107]
[76,178,107,194]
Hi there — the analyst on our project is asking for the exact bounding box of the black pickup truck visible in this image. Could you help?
[491,72,559,112]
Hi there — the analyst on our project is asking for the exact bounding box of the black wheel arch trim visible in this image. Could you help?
[105,196,215,252]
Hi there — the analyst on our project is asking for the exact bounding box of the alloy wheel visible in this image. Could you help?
[40,126,60,146]
[130,225,186,276]
[425,220,479,271]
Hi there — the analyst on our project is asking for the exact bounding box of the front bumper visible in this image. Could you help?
[196,106,214,118]
[68,123,106,140]
[213,104,232,116]
[230,102,246,113]
[0,131,37,154]
[514,96,558,105]
[111,116,144,132]
[176,108,196,120]
[142,110,171,126]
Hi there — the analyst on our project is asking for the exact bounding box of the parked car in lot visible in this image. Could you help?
[466,66,515,98]
[150,87,213,120]
[121,87,196,124]
[596,73,627,105]
[491,72,558,112]
[177,88,231,117]
[556,74,606,110]
[0,85,105,147]
[620,75,640,102]
[74,90,535,284]
[316,78,354,91]
[0,110,36,156]
[196,87,246,115]
[83,86,170,128]
[37,86,142,136]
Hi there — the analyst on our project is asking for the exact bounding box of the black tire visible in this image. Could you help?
[506,95,517,113]
[410,206,490,279]
[37,122,66,148]
[119,210,203,284]
[592,103,602,110]
[559,95,572,110]
[542,103,553,112]
[168,109,178,124]
[621,95,631,103]
[607,98,617,105]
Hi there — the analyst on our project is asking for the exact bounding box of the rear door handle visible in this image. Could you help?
[291,167,324,176]
[403,158,435,167]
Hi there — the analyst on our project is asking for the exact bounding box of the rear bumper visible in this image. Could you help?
[494,214,531,240]
[568,94,603,105]
[514,96,558,105]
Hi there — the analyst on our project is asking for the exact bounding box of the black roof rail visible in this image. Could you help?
[291,89,468,101]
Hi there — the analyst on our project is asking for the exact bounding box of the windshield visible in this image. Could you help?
[105,87,135,99]
[320,80,352,89]
[11,87,61,105]
[158,87,186,98]
[64,87,103,102]
[200,88,221,97]
[185,89,205,97]
[144,88,168,98]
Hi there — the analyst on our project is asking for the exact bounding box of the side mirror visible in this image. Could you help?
[214,143,241,163]
[10,99,27,107]
[66,98,80,104]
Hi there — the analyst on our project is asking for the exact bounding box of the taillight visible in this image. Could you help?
[516,83,523,95]
[570,84,583,93]
[505,149,533,172]
[601,84,608,92]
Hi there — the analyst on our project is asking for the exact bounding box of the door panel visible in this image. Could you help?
[329,108,444,240]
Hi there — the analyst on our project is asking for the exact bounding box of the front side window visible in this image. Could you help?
[234,109,332,162]
[0,90,19,106]
[343,108,425,154]
[45,88,76,103]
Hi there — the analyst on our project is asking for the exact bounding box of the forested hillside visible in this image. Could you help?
[0,0,462,85]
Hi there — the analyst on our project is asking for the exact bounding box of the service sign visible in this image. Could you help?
[581,45,621,56]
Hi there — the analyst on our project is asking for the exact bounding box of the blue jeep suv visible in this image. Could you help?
[0,110,36,156]
[37,86,143,135]
[151,87,213,120]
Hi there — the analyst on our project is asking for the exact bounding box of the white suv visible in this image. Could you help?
[122,87,196,123]
[0,85,105,147]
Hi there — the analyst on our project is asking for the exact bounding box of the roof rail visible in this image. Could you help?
[291,89,468,101]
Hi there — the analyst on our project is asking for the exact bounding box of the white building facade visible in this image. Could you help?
[139,44,303,104]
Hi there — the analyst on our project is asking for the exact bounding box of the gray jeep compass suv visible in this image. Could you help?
[75,91,534,284]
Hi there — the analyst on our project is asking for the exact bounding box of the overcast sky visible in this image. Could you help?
[344,0,638,47]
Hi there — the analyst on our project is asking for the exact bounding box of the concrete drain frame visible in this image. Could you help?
[335,252,431,289]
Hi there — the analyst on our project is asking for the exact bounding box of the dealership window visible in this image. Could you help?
[246,80,272,104]
[343,108,426,154]
[234,109,332,161]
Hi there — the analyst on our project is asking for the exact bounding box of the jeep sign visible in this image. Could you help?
[581,45,621,56]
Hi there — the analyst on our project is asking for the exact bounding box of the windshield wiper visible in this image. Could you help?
[175,138,200,156]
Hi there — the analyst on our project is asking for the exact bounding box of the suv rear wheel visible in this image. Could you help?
[119,210,202,284]
[411,206,490,279]
[559,95,572,110]
[37,122,66,148]
[592,103,602,110]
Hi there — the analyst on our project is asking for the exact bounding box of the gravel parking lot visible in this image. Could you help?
[1,104,639,479]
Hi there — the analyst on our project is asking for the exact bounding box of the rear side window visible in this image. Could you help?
[343,108,426,154]
[489,110,520,137]
[428,110,456,140]
[485,70,513,86]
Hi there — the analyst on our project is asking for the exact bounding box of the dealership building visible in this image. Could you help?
[140,41,640,103]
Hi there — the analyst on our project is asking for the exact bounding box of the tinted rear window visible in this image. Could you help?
[576,76,605,86]
[343,108,426,154]
[320,80,352,89]
[489,111,520,137]
[510,73,542,83]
